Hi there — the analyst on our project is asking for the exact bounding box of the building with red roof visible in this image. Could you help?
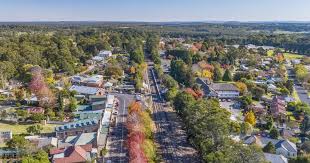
[50,144,96,163]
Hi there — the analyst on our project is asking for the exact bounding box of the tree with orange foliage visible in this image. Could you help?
[129,66,136,74]
[275,53,285,63]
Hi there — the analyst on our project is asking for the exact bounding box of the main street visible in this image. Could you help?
[105,93,134,163]
[147,62,200,163]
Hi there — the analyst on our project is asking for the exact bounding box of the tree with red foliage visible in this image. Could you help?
[29,68,55,108]
[185,88,203,99]
[127,132,147,163]
[126,102,148,163]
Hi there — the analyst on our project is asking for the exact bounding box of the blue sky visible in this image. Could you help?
[1,0,310,22]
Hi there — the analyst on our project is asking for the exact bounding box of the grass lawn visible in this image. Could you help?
[283,53,304,60]
[0,122,59,134]
[267,50,274,57]
[0,142,6,147]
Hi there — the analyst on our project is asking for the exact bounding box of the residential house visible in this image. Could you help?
[97,50,112,58]
[0,131,12,143]
[0,149,20,159]
[58,132,97,148]
[71,75,103,87]
[21,95,39,105]
[91,101,105,110]
[196,78,240,99]
[26,107,45,114]
[264,153,288,163]
[92,56,104,62]
[83,75,103,87]
[25,136,58,149]
[267,84,278,93]
[89,95,106,103]
[74,110,103,121]
[55,118,100,139]
[104,82,113,92]
[244,136,297,158]
[70,76,86,85]
[250,104,267,117]
[50,144,96,163]
[69,85,104,97]
[270,96,286,119]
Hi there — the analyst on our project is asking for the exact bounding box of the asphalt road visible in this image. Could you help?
[147,63,200,163]
[294,84,310,105]
[105,93,134,163]
[287,65,310,105]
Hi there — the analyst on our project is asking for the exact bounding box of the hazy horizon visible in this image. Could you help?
[1,0,310,22]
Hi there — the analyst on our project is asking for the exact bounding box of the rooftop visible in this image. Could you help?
[210,83,239,92]
[264,153,288,163]
[55,118,99,131]
[62,132,97,146]
[69,85,101,95]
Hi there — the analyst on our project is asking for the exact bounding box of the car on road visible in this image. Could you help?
[113,111,118,115]
[135,94,142,101]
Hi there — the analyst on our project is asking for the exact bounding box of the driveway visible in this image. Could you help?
[220,101,243,121]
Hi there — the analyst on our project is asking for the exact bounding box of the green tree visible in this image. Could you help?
[263,142,276,154]
[68,97,78,112]
[165,87,178,101]
[16,109,29,121]
[289,154,310,163]
[26,125,43,135]
[0,61,16,87]
[104,65,123,78]
[222,69,233,81]
[269,127,279,139]
[0,110,8,120]
[265,117,273,130]
[170,59,194,87]
[30,113,45,122]
[301,141,310,153]
[285,80,294,94]
[213,65,223,81]
[162,74,178,89]
[251,86,265,100]
[6,135,30,155]
[130,48,144,64]
[302,115,310,134]
[22,150,49,163]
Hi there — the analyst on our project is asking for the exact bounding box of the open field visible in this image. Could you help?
[0,122,59,134]
[283,53,304,60]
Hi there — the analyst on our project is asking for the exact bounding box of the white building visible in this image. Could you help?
[97,50,112,58]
